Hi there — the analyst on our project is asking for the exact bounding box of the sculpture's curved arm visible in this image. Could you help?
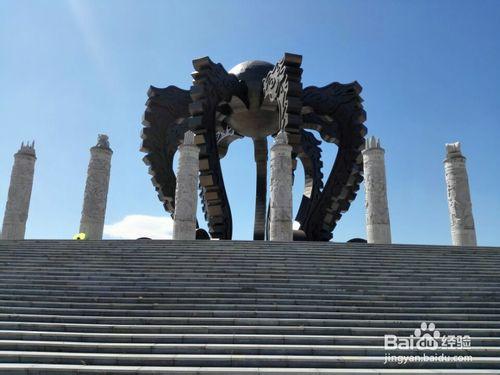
[216,126,243,159]
[302,112,340,145]
[141,85,191,213]
[253,138,268,240]
[294,130,324,228]
[262,53,303,146]
[300,82,367,241]
[189,56,245,239]
[197,127,242,236]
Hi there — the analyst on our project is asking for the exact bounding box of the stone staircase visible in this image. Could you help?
[0,240,499,374]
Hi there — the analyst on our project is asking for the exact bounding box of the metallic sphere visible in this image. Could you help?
[228,61,278,139]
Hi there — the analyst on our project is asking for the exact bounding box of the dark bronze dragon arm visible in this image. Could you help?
[300,82,367,240]
[189,57,246,239]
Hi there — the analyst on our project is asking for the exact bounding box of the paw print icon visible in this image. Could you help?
[415,322,440,350]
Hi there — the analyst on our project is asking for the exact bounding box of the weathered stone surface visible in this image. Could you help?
[362,136,391,244]
[269,131,293,242]
[1,142,36,240]
[173,131,199,240]
[444,142,477,246]
[79,135,112,240]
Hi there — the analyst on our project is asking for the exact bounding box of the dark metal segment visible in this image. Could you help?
[189,56,244,240]
[300,82,367,241]
[262,53,303,146]
[294,130,324,229]
[141,85,191,213]
[217,126,243,159]
[253,138,268,240]
[302,112,341,145]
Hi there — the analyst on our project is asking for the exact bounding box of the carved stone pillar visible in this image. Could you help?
[173,131,199,240]
[269,131,293,241]
[79,135,112,240]
[362,136,391,244]
[1,142,36,240]
[444,142,477,246]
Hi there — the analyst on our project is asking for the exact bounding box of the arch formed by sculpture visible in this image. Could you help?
[141,53,367,241]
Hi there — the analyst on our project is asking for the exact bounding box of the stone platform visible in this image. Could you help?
[0,240,499,374]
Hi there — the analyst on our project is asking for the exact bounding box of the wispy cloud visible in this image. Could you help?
[104,214,173,239]
[68,0,105,65]
[67,0,118,90]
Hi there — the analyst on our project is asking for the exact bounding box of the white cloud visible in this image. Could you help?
[293,221,300,230]
[104,215,173,240]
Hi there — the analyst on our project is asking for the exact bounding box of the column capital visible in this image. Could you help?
[96,134,111,149]
[16,141,36,159]
[182,130,196,146]
[91,134,113,155]
[274,131,288,145]
[271,132,292,155]
[444,141,465,162]
[362,135,385,154]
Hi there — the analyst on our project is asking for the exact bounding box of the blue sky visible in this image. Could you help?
[1,0,499,245]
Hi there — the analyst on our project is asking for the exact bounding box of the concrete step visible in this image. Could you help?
[2,294,500,308]
[3,244,492,252]
[1,251,497,262]
[1,351,499,369]
[2,306,500,321]
[3,278,500,291]
[1,288,499,303]
[0,340,498,357]
[0,287,498,301]
[1,259,498,269]
[3,272,499,284]
[2,330,499,345]
[3,259,498,267]
[0,273,499,290]
[0,279,497,293]
[3,299,500,314]
[0,239,496,251]
[4,263,500,275]
[2,321,500,336]
[3,315,500,330]
[1,364,500,374]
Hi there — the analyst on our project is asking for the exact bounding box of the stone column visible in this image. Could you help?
[173,131,199,240]
[362,136,391,244]
[79,135,112,240]
[1,142,36,240]
[444,142,477,246]
[269,131,293,242]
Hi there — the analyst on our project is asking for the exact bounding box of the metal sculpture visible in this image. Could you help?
[141,53,367,241]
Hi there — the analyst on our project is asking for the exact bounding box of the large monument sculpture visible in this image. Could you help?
[1,142,36,240]
[141,53,367,241]
[444,142,477,246]
[79,135,112,240]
